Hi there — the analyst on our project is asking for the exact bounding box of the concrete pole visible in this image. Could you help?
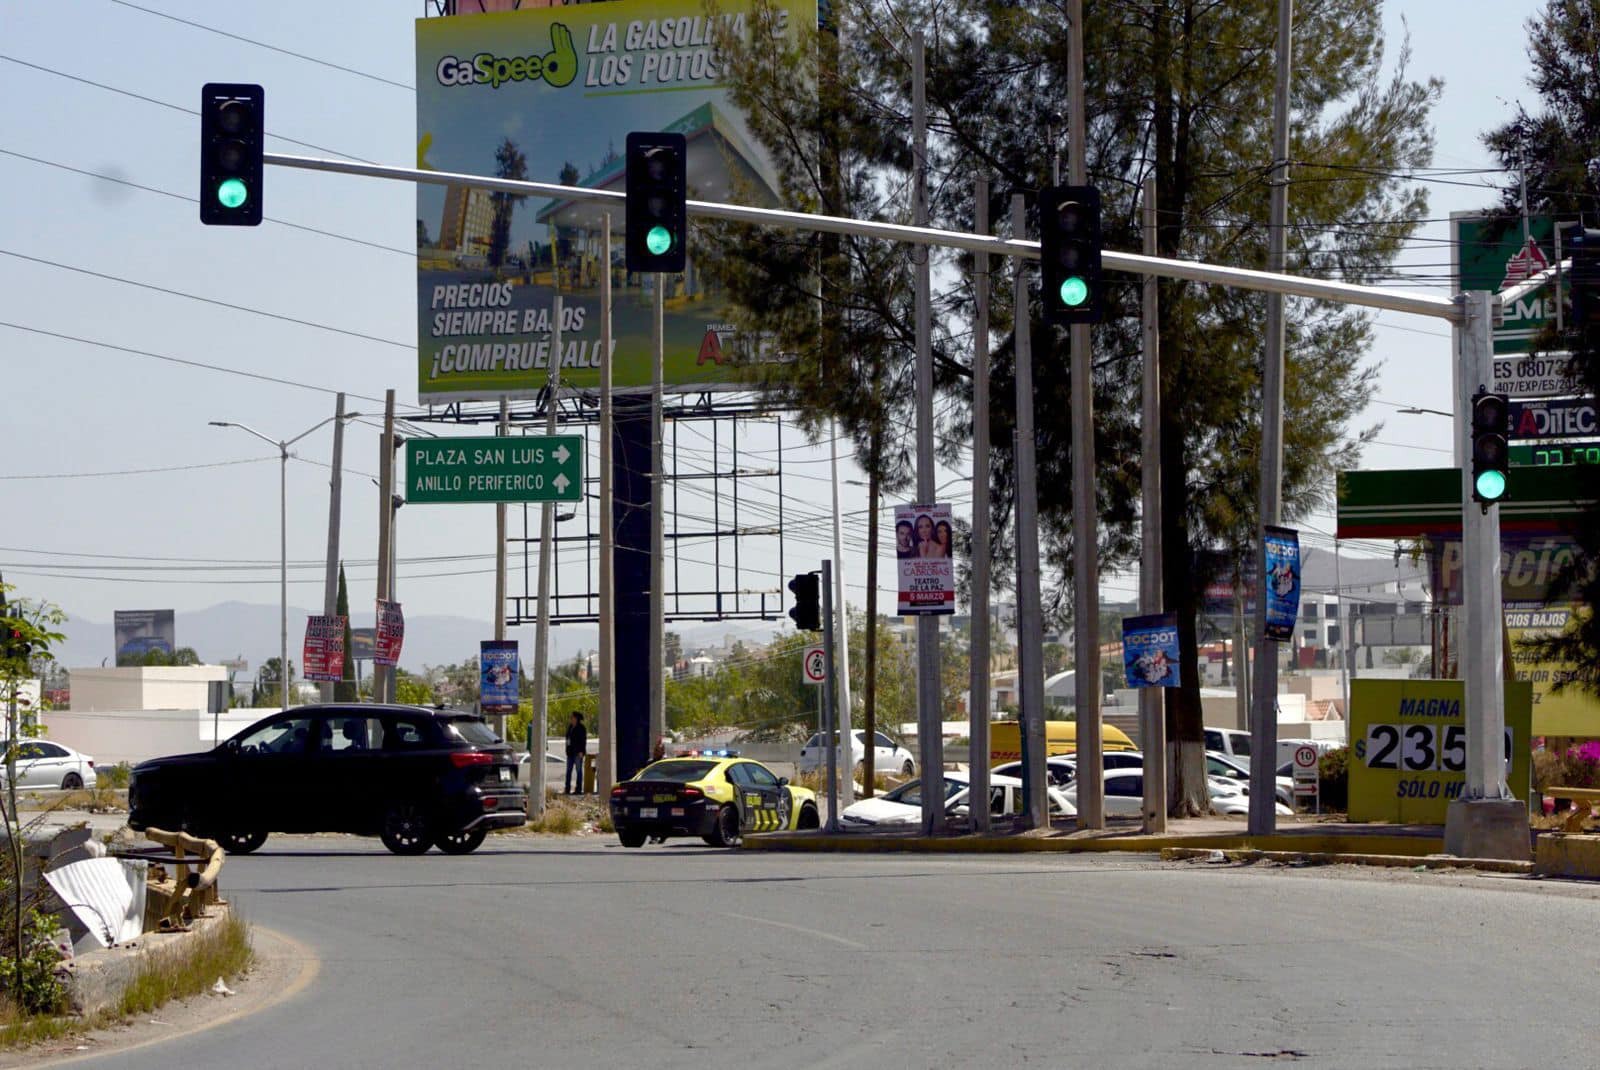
[822,559,840,831]
[1067,0,1103,831]
[597,213,616,796]
[650,276,666,753]
[279,440,289,712]
[320,392,345,704]
[911,34,944,836]
[373,389,395,705]
[492,396,509,739]
[532,297,562,815]
[829,421,854,808]
[1012,194,1047,829]
[1249,0,1293,835]
[968,176,992,834]
[1139,174,1166,833]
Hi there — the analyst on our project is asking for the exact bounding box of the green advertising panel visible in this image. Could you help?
[1348,679,1532,824]
[1451,212,1568,356]
[415,0,816,402]
[407,435,583,503]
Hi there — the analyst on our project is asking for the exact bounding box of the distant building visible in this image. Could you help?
[438,184,494,255]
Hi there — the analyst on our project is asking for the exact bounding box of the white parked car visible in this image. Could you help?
[840,770,1074,828]
[990,751,1146,790]
[1208,751,1294,809]
[0,739,97,790]
[1066,768,1290,818]
[799,730,916,778]
[1204,727,1254,770]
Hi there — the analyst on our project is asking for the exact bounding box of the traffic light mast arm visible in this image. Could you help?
[261,151,1463,324]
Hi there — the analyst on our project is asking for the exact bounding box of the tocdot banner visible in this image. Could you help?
[1122,613,1180,688]
[1262,525,1300,643]
[414,0,816,401]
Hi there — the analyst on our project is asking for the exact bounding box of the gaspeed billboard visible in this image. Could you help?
[415,0,815,401]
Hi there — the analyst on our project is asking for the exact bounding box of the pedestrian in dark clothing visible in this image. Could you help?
[565,713,587,794]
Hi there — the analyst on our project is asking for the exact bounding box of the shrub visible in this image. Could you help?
[97,763,132,790]
[0,908,65,1016]
[1317,747,1349,811]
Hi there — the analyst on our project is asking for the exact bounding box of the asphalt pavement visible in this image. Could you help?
[45,832,1600,1069]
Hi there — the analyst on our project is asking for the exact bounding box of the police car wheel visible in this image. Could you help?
[618,828,647,848]
[713,804,742,848]
[796,804,819,830]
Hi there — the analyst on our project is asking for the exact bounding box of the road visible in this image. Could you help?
[55,835,1600,1068]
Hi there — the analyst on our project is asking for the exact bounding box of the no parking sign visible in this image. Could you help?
[802,644,827,686]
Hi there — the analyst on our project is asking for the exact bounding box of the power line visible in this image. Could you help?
[0,54,375,161]
[0,148,413,258]
[103,1,414,92]
[0,248,412,350]
[0,457,274,480]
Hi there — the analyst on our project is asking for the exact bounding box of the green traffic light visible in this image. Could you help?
[1475,469,1507,501]
[1059,276,1089,307]
[646,225,673,256]
[216,178,249,209]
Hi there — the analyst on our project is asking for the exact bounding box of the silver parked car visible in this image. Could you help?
[0,739,97,790]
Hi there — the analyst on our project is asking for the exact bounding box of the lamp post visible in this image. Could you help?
[210,413,362,711]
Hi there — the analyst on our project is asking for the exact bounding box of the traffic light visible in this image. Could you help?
[1470,388,1511,505]
[787,572,820,631]
[624,131,686,273]
[1565,225,1600,331]
[200,82,264,226]
[1039,184,1103,325]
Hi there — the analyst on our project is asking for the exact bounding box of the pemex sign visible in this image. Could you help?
[407,435,583,503]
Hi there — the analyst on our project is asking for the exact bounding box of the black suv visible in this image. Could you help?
[129,704,527,855]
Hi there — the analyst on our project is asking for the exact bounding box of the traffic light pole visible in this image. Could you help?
[650,276,666,754]
[822,558,840,833]
[1011,194,1047,830]
[1444,290,1525,860]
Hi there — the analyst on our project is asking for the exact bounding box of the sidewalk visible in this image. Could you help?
[744,813,1459,862]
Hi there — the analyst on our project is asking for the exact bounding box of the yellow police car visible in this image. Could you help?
[609,750,819,848]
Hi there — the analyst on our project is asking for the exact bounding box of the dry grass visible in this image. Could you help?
[525,801,588,834]
[117,910,253,1017]
[0,911,254,1050]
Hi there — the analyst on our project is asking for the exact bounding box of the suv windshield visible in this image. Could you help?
[446,718,501,746]
[636,760,717,783]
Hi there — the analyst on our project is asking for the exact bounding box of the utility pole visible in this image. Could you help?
[911,34,943,836]
[531,297,562,816]
[597,212,617,796]
[828,421,854,809]
[374,389,395,705]
[320,392,346,704]
[1012,193,1048,829]
[650,276,666,753]
[822,559,840,831]
[1067,0,1103,831]
[1250,0,1293,835]
[492,395,509,740]
[968,176,993,834]
[1139,175,1166,833]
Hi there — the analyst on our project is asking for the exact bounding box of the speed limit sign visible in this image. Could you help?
[802,644,827,686]
[1292,744,1319,810]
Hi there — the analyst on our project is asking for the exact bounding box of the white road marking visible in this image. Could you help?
[725,912,868,949]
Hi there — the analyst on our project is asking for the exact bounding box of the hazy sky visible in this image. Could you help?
[0,0,1556,655]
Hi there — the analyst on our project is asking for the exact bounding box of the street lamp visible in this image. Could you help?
[1396,406,1453,418]
[210,412,362,711]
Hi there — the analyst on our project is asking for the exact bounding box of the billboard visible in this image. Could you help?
[414,0,816,401]
[113,610,175,663]
[894,503,954,615]
[1450,212,1570,356]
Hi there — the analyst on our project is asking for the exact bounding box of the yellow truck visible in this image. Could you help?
[988,720,1136,764]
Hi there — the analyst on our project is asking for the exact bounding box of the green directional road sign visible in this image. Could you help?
[407,435,583,504]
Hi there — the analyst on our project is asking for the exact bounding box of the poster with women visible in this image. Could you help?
[894,503,955,615]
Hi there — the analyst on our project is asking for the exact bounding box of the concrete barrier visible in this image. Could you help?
[1535,833,1600,879]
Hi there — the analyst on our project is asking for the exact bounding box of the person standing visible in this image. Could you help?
[564,712,588,795]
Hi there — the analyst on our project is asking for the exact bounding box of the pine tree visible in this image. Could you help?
[335,563,358,703]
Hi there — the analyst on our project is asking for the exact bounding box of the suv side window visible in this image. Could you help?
[238,717,312,755]
[319,715,384,752]
[386,717,432,749]
[1230,733,1251,757]
[1204,730,1223,751]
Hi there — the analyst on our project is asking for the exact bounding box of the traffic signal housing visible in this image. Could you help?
[1039,184,1103,325]
[200,83,264,226]
[625,131,687,273]
[787,572,820,631]
[1470,388,1510,505]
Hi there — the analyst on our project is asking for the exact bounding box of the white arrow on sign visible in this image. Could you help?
[553,473,570,493]
[553,443,571,465]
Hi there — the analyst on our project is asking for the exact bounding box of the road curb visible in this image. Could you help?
[1161,846,1535,874]
[743,829,1449,857]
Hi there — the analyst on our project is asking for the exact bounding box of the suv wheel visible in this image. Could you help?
[219,830,267,854]
[901,759,915,777]
[435,828,487,855]
[380,802,434,855]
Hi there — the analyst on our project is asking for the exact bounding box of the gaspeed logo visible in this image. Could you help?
[435,23,578,89]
